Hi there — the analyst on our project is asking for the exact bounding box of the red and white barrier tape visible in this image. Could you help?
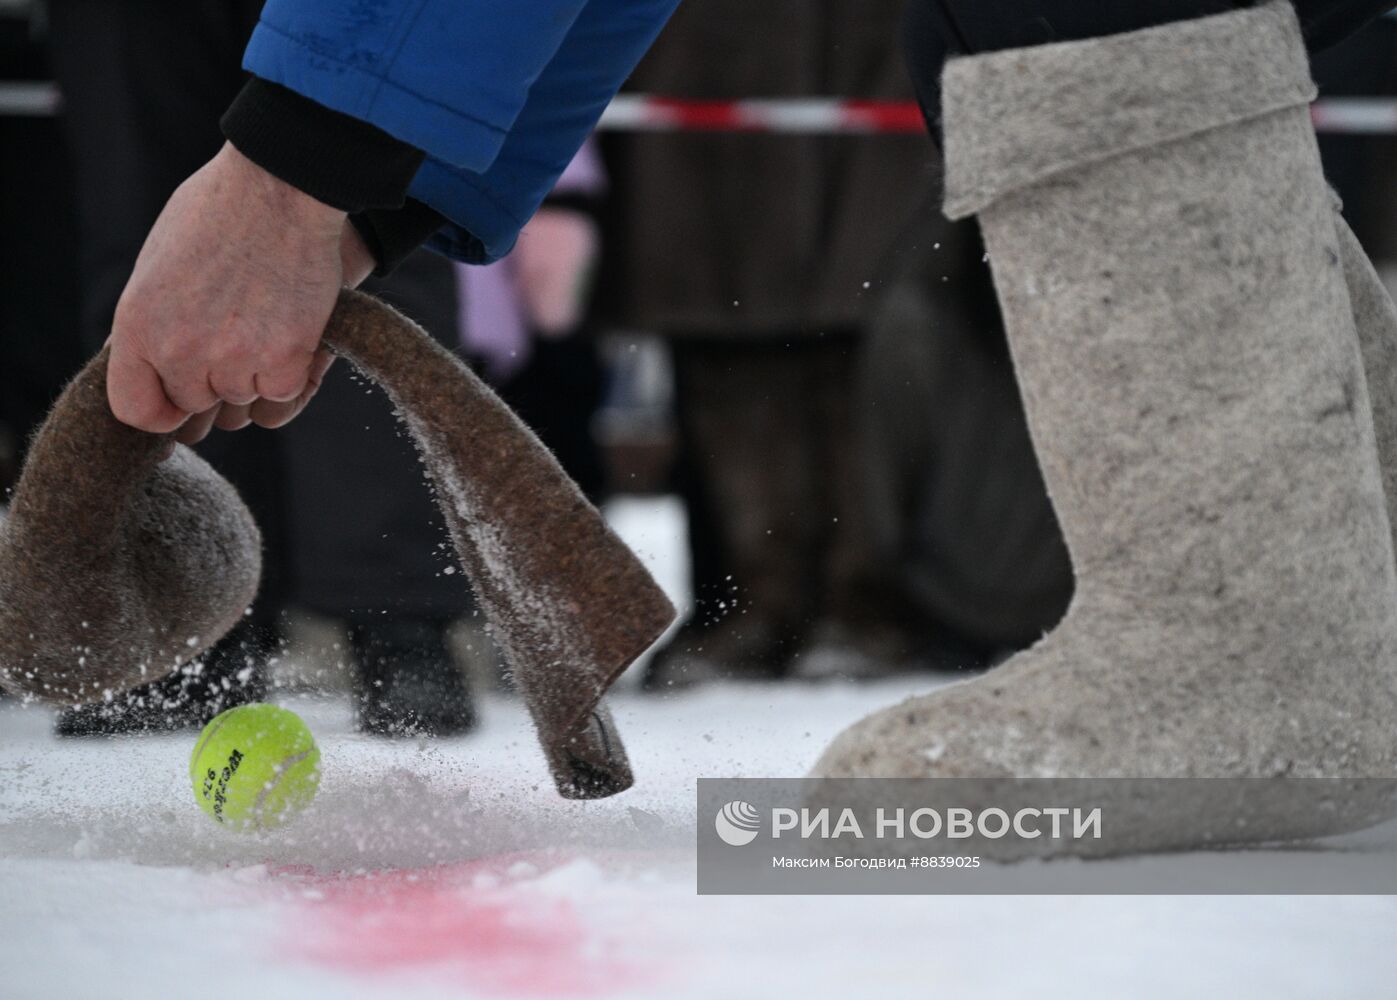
[598,96,930,134]
[5,82,1397,135]
[601,95,1397,136]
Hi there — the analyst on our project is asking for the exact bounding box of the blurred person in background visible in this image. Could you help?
[459,140,610,505]
[606,0,939,688]
[44,0,474,736]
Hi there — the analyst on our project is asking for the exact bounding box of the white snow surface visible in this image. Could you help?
[1,498,1394,999]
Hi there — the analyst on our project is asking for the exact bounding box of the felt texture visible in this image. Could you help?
[0,353,261,703]
[321,291,675,798]
[939,1,1317,221]
[813,2,1397,853]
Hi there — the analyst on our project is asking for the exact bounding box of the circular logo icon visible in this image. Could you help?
[715,800,761,846]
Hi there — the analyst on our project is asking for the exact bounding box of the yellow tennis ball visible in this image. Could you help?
[190,704,320,830]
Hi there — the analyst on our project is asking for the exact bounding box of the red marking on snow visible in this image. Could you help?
[271,853,662,997]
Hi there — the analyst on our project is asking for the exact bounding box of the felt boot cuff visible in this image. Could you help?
[941,1,1315,220]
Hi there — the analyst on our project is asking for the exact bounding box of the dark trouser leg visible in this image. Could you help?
[644,338,831,688]
[47,0,280,733]
[349,618,476,737]
[495,334,609,504]
[283,249,476,735]
[802,332,870,628]
[790,332,946,679]
[283,251,472,623]
[0,114,85,484]
[46,0,264,353]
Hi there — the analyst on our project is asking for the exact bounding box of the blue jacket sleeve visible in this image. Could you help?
[243,0,592,173]
[412,0,681,263]
[243,0,680,264]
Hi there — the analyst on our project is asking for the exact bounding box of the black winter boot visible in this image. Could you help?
[349,618,476,737]
[641,613,798,691]
[55,618,273,736]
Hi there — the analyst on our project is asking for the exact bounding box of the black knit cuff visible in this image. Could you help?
[349,200,448,276]
[222,77,425,213]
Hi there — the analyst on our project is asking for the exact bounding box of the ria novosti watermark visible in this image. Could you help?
[696,778,1397,895]
[715,800,1102,846]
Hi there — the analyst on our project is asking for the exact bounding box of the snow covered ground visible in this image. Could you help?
[2,498,1395,999]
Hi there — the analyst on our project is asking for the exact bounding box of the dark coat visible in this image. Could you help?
[281,250,476,622]
[609,0,936,336]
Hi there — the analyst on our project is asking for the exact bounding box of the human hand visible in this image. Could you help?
[339,222,377,289]
[177,219,378,443]
[106,142,361,446]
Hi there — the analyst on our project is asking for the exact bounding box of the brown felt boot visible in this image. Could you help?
[2,290,671,801]
[322,292,674,796]
[812,3,1397,851]
[0,355,261,705]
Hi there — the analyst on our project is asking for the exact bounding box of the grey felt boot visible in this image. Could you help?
[812,3,1397,850]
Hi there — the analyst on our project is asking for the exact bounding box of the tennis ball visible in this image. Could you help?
[190,704,320,830]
